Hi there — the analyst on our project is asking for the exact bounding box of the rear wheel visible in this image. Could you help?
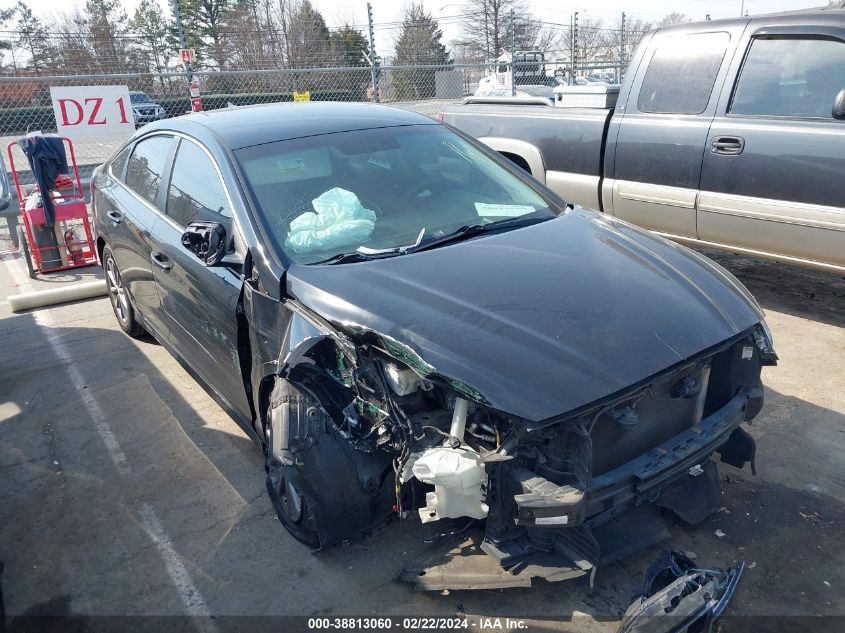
[103,246,144,338]
[16,226,35,278]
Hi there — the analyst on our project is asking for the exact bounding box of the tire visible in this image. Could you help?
[264,384,322,548]
[16,226,35,279]
[102,246,145,338]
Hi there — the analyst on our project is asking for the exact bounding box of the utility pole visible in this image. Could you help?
[618,12,625,83]
[483,0,490,61]
[570,12,579,86]
[366,2,380,103]
[510,9,516,96]
[171,0,194,109]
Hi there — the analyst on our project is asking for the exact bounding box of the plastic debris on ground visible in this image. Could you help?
[617,550,744,633]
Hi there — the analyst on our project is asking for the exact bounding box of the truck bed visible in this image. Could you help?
[441,104,612,209]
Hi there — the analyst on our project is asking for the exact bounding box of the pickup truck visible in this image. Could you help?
[442,9,845,274]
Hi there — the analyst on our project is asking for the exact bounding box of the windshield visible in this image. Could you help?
[236,124,557,264]
[130,92,151,104]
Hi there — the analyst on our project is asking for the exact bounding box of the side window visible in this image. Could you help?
[109,145,132,181]
[638,32,730,115]
[125,136,173,208]
[166,139,231,228]
[730,37,845,118]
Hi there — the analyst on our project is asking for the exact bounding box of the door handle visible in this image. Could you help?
[106,209,123,224]
[150,251,173,271]
[711,136,745,155]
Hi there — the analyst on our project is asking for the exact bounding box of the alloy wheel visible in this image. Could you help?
[105,257,130,325]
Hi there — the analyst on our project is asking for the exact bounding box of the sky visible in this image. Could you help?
[15,0,826,50]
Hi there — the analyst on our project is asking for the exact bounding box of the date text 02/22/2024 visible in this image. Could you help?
[306,617,530,630]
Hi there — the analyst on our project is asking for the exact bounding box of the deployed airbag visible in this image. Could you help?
[285,187,377,254]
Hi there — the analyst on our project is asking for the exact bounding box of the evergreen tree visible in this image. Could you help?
[85,0,131,73]
[282,0,331,68]
[330,24,369,67]
[130,0,171,74]
[393,4,452,100]
[14,1,50,74]
[179,0,234,70]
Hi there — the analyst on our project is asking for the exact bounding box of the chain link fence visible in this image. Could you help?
[0,57,625,250]
[0,58,628,171]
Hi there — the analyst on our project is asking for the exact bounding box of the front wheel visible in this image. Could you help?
[102,246,145,338]
[265,406,321,547]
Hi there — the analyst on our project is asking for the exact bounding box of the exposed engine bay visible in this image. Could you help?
[266,306,777,590]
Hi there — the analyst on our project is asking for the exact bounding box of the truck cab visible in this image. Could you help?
[443,9,845,274]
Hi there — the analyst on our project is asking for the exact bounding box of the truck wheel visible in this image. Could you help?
[16,226,35,278]
[102,246,145,338]
[264,387,321,547]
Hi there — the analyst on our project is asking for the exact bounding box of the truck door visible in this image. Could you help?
[606,26,744,238]
[698,23,845,271]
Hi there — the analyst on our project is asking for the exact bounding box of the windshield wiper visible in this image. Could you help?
[314,228,427,265]
[409,214,550,254]
[356,227,426,256]
[312,216,549,264]
[311,251,377,265]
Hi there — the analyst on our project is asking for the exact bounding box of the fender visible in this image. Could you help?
[477,136,546,184]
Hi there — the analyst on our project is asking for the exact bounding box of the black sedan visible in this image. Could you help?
[92,102,776,589]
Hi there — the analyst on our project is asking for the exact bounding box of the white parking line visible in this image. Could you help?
[6,255,215,627]
[139,503,213,618]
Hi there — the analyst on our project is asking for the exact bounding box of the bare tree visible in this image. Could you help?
[515,16,559,53]
[457,0,530,61]
[657,12,690,27]
[606,15,652,66]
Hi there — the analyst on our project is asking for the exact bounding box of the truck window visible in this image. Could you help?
[729,37,845,119]
[638,32,730,115]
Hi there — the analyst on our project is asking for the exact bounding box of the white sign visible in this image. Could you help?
[50,85,135,140]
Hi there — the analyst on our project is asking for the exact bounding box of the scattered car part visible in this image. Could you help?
[617,551,744,633]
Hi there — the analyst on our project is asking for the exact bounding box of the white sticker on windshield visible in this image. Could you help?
[277,157,305,173]
[475,202,536,217]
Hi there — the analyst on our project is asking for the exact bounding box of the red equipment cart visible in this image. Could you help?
[7,136,97,278]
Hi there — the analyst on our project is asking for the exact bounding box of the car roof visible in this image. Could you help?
[142,101,438,150]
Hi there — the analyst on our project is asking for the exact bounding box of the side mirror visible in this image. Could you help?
[181,221,227,266]
[834,89,845,120]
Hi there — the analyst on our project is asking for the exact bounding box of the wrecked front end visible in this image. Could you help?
[269,301,776,590]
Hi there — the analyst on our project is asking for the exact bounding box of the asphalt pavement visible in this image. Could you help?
[0,247,843,632]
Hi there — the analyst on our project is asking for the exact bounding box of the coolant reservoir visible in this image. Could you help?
[412,446,489,523]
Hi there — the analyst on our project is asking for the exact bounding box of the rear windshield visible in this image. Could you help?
[236,125,556,264]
